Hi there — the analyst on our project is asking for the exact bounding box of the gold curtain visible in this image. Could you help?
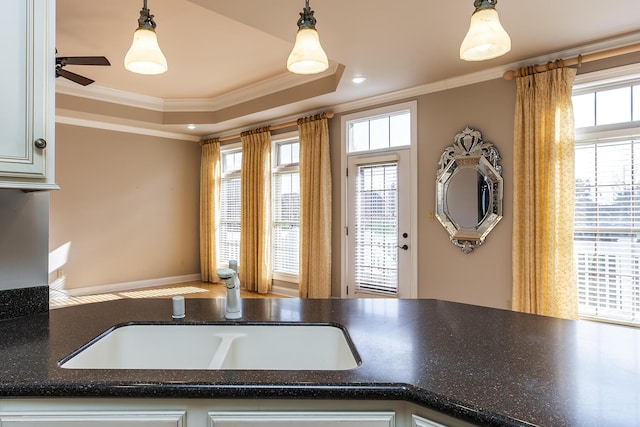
[240,127,272,294]
[512,63,578,319]
[200,139,221,282]
[298,114,332,298]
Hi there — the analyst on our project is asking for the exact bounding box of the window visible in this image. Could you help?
[217,137,301,283]
[272,139,300,281]
[347,110,411,153]
[217,147,242,267]
[573,68,640,326]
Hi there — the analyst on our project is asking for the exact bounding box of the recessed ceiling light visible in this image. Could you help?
[187,124,196,130]
[352,76,367,84]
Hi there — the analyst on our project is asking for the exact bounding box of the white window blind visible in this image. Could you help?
[573,73,640,326]
[272,171,300,275]
[575,138,640,325]
[272,140,300,278]
[353,161,398,295]
[217,150,241,267]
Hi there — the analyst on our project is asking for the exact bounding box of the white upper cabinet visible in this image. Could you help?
[0,0,58,190]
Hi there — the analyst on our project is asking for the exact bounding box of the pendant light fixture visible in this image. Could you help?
[460,0,511,61]
[124,0,168,75]
[287,0,329,75]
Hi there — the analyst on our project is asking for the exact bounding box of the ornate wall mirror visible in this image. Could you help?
[435,127,503,253]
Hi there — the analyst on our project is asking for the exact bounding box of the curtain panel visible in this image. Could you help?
[512,65,578,320]
[199,139,221,282]
[298,114,332,298]
[240,128,272,294]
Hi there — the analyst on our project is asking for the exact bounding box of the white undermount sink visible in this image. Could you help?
[60,324,360,370]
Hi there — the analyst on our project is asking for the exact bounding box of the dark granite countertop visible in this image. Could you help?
[0,298,639,426]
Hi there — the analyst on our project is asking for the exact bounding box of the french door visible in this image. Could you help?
[346,149,412,298]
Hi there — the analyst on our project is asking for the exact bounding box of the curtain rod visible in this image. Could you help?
[502,42,640,80]
[216,112,334,143]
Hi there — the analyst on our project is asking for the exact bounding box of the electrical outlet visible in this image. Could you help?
[427,211,435,222]
[57,268,65,279]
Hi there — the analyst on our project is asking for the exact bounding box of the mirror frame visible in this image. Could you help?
[435,127,503,253]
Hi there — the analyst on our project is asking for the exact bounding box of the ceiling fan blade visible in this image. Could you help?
[56,56,111,66]
[56,68,95,86]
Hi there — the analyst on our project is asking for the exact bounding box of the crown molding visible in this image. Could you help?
[56,115,200,141]
[163,62,341,112]
[55,62,340,113]
[55,79,165,111]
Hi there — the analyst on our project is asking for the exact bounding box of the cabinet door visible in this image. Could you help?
[209,411,395,426]
[412,414,448,427]
[0,0,54,186]
[0,411,185,427]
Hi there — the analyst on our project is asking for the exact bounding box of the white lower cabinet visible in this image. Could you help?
[209,411,395,426]
[0,400,473,427]
[0,411,185,427]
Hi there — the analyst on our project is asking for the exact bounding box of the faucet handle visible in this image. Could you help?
[216,268,236,280]
[216,268,238,290]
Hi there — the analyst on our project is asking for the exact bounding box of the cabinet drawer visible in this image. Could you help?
[209,411,395,426]
[0,411,185,427]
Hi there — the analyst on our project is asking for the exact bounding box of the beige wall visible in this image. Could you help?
[416,79,515,309]
[50,124,201,290]
[330,78,516,309]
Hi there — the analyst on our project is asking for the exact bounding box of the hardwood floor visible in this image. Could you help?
[50,281,286,309]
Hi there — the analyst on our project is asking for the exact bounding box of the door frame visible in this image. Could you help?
[339,101,418,299]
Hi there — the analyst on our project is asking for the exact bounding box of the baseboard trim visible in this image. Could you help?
[65,274,299,298]
[66,274,202,297]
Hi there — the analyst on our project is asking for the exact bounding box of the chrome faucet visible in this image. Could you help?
[216,260,241,319]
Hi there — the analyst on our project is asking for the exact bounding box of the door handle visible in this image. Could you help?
[397,244,408,250]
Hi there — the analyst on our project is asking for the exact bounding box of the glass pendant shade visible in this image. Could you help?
[125,28,168,75]
[287,28,329,75]
[460,8,511,61]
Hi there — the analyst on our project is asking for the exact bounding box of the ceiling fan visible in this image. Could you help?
[55,54,111,86]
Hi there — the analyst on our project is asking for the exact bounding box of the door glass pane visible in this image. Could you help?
[350,121,370,152]
[390,112,411,147]
[353,162,398,295]
[369,117,389,150]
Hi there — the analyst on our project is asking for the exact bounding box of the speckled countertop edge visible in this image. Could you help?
[0,380,529,427]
